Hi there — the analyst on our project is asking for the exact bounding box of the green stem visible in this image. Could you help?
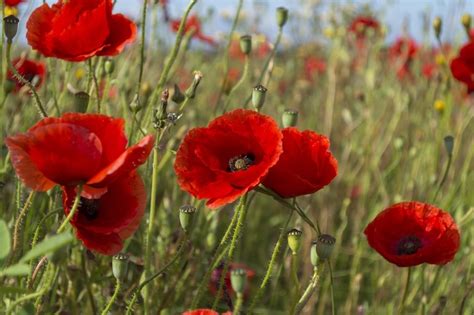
[234,292,244,315]
[293,266,322,315]
[11,191,35,255]
[136,0,148,96]
[327,260,336,315]
[248,210,293,311]
[6,42,47,118]
[290,253,300,313]
[398,267,412,315]
[101,280,121,315]
[88,59,101,113]
[221,55,249,114]
[57,185,82,233]
[433,153,452,202]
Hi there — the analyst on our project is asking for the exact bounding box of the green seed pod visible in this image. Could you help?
[433,17,442,40]
[462,14,472,33]
[4,15,19,42]
[112,253,129,283]
[179,205,197,233]
[276,7,289,28]
[252,84,267,111]
[287,228,302,255]
[316,234,336,261]
[230,268,247,294]
[171,83,186,104]
[444,135,454,156]
[310,240,318,266]
[129,93,143,113]
[104,58,115,75]
[185,71,203,99]
[282,109,298,128]
[74,91,90,113]
[239,35,252,55]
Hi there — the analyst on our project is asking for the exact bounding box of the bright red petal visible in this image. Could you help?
[26,3,58,56]
[75,228,123,256]
[97,14,137,56]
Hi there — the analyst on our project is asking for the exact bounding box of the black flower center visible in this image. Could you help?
[228,153,255,172]
[79,197,100,220]
[397,235,422,255]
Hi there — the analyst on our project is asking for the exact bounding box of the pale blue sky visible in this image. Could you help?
[14,0,474,45]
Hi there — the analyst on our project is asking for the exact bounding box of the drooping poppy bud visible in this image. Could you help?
[185,71,203,99]
[433,17,442,40]
[444,135,454,156]
[276,7,288,28]
[104,58,115,75]
[74,91,90,113]
[172,83,186,104]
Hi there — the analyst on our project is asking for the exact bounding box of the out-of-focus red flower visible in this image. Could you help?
[450,41,474,93]
[174,109,283,208]
[422,62,437,79]
[389,37,418,79]
[223,67,241,94]
[348,16,380,38]
[228,37,271,60]
[62,171,145,255]
[5,113,154,193]
[5,0,24,7]
[6,57,46,92]
[263,128,337,198]
[364,201,460,267]
[210,263,255,297]
[170,14,216,46]
[303,56,326,81]
[182,310,232,315]
[26,0,137,62]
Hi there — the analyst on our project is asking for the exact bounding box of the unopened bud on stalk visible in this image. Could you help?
[179,205,197,233]
[4,15,19,43]
[276,7,288,28]
[185,71,203,99]
[153,89,169,129]
[252,84,267,111]
[282,109,298,127]
[310,240,318,266]
[444,135,454,156]
[433,17,442,40]
[104,58,115,75]
[239,35,252,55]
[171,83,185,104]
[112,253,129,282]
[129,93,142,113]
[230,268,247,294]
[461,14,472,36]
[287,228,302,255]
[315,234,336,261]
[74,91,90,113]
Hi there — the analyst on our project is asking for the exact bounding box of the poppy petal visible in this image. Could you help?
[26,3,58,56]
[75,228,122,256]
[97,13,137,56]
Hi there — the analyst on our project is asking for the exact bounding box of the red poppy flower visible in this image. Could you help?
[26,0,137,62]
[303,56,326,81]
[182,310,232,315]
[348,16,380,37]
[364,201,460,267]
[170,15,216,46]
[5,0,24,7]
[62,171,145,255]
[450,41,474,93]
[422,62,437,79]
[263,128,337,198]
[389,37,418,60]
[6,57,46,92]
[210,263,255,297]
[5,113,154,194]
[174,109,282,208]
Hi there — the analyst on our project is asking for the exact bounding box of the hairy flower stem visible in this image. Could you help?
[398,267,412,315]
[248,210,293,311]
[190,207,241,308]
[101,280,121,315]
[221,55,249,114]
[136,0,148,97]
[293,265,322,314]
[57,185,83,233]
[11,191,35,257]
[6,43,47,118]
[212,194,249,309]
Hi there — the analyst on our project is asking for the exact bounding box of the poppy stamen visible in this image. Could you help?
[79,197,100,220]
[397,235,422,255]
[228,153,255,172]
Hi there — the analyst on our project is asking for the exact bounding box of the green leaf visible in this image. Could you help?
[19,231,73,263]
[0,263,30,276]
[0,219,11,260]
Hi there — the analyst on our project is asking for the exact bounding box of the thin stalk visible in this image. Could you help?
[11,191,35,255]
[433,153,452,202]
[101,281,121,315]
[221,55,249,114]
[57,185,82,233]
[234,293,244,315]
[327,261,336,315]
[290,253,301,314]
[136,0,148,96]
[398,267,412,315]
[82,252,98,315]
[293,265,322,315]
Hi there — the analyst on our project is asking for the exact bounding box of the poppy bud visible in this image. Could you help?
[179,204,197,233]
[230,268,247,294]
[461,14,471,35]
[129,93,143,113]
[444,135,454,156]
[276,7,288,28]
[239,35,252,55]
[282,109,298,127]
[252,84,267,111]
[185,71,203,99]
[4,15,19,42]
[4,79,15,94]
[171,83,185,104]
[433,17,442,40]
[310,240,318,266]
[287,228,302,255]
[315,234,336,261]
[104,58,115,75]
[112,253,129,283]
[74,91,90,113]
